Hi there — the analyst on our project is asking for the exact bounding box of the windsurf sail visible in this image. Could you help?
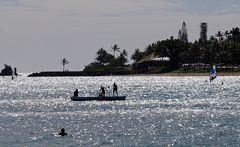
[210,65,216,82]
[11,67,17,80]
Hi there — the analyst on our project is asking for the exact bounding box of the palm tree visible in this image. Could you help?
[216,31,223,41]
[111,44,120,57]
[96,48,114,65]
[117,49,128,66]
[131,48,144,62]
[60,58,69,72]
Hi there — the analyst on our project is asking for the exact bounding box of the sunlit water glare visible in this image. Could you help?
[0,74,240,146]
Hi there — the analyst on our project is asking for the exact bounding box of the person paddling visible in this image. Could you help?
[113,82,118,96]
[100,86,106,97]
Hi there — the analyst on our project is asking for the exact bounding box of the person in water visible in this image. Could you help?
[113,82,118,96]
[59,128,68,136]
[74,89,78,96]
[100,86,106,97]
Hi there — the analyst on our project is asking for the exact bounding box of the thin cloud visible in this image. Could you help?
[0,0,22,7]
[167,0,240,15]
[0,0,42,9]
[98,6,166,18]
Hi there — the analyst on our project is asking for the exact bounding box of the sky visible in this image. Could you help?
[0,0,240,72]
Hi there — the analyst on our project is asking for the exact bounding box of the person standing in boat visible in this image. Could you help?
[100,86,106,97]
[74,89,78,96]
[113,82,118,96]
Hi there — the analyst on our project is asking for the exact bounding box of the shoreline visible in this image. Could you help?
[131,72,240,76]
[27,71,240,77]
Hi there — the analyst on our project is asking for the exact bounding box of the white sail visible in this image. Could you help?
[12,67,16,80]
[210,65,216,82]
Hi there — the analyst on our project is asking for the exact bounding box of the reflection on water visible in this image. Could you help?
[0,75,240,146]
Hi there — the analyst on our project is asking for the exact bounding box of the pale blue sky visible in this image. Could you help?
[0,0,240,72]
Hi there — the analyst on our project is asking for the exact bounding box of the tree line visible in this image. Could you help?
[132,23,240,67]
[84,22,240,72]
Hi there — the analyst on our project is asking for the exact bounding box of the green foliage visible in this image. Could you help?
[1,64,13,75]
[131,48,144,62]
[179,21,188,43]
[84,25,240,74]
[115,50,128,66]
[83,62,104,72]
[142,37,185,67]
[137,26,240,68]
[96,48,114,65]
[200,22,208,43]
[83,46,128,72]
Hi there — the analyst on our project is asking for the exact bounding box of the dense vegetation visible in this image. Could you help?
[84,44,129,72]
[133,25,240,67]
[84,22,240,73]
[0,64,13,76]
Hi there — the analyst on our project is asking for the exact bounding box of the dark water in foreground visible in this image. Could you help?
[0,75,240,146]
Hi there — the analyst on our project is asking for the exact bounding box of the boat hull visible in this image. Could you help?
[71,96,126,101]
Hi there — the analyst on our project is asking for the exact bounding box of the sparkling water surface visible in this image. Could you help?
[0,74,240,146]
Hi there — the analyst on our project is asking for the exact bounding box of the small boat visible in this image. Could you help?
[71,96,126,101]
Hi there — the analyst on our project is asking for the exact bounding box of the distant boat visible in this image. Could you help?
[210,65,217,82]
[71,96,126,101]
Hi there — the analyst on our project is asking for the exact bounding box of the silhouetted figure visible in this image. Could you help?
[59,128,67,136]
[14,68,18,76]
[100,86,106,97]
[113,82,118,96]
[74,89,78,96]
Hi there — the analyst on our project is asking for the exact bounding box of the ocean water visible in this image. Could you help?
[0,74,240,147]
